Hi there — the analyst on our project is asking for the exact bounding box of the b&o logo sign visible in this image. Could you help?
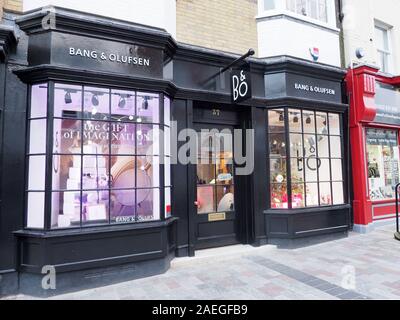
[231,69,252,104]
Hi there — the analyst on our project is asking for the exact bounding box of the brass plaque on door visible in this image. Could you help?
[208,212,226,222]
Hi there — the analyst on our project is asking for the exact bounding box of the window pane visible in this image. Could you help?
[81,155,109,190]
[30,84,47,118]
[83,86,110,120]
[27,192,45,229]
[216,157,234,185]
[271,183,288,208]
[53,119,81,154]
[137,92,159,123]
[28,156,46,190]
[165,156,171,186]
[137,188,160,221]
[332,182,344,205]
[52,154,84,191]
[292,184,305,208]
[165,187,171,218]
[216,131,233,158]
[83,120,110,154]
[54,84,82,118]
[137,156,159,188]
[291,158,304,183]
[29,119,47,154]
[197,162,215,185]
[303,110,315,134]
[164,96,171,127]
[111,123,136,155]
[51,191,81,229]
[197,186,216,214]
[111,189,135,223]
[216,185,235,212]
[137,124,159,156]
[331,159,343,181]
[111,89,135,122]
[319,158,331,181]
[290,133,303,157]
[269,133,287,156]
[329,113,341,135]
[288,109,302,133]
[318,0,328,22]
[306,183,319,207]
[264,0,275,10]
[319,182,332,205]
[268,109,285,132]
[304,134,317,157]
[316,112,329,135]
[270,158,287,183]
[305,157,318,182]
[317,135,329,157]
[110,156,135,189]
[165,127,171,157]
[330,136,342,158]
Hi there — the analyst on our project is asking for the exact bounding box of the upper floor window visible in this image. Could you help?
[375,23,392,73]
[264,0,276,10]
[286,0,328,23]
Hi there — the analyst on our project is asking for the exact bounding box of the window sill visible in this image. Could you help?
[264,204,351,215]
[15,217,178,238]
[256,10,339,33]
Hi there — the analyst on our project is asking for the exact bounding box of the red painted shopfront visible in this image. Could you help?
[346,65,400,232]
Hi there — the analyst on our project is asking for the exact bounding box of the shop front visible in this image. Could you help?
[0,7,351,294]
[346,65,400,232]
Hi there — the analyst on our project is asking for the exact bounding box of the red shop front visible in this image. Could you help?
[346,65,400,232]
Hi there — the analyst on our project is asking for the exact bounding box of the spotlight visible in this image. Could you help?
[64,91,72,104]
[142,96,150,110]
[279,112,284,122]
[118,96,126,109]
[293,115,299,123]
[306,117,312,124]
[92,94,99,106]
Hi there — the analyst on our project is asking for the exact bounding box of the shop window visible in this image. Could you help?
[366,129,399,201]
[268,108,345,209]
[26,82,171,230]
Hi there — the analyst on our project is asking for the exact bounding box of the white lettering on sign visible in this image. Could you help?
[69,47,151,67]
[232,70,249,102]
[294,83,335,95]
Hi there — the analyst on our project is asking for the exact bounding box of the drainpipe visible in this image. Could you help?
[337,0,346,69]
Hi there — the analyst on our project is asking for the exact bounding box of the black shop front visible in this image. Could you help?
[0,7,351,295]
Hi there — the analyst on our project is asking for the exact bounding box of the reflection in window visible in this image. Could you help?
[268,108,345,209]
[366,129,400,201]
[286,0,328,23]
[27,83,171,230]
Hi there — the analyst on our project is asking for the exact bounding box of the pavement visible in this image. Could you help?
[3,223,400,300]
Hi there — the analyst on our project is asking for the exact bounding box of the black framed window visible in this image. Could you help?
[268,108,345,209]
[26,82,171,230]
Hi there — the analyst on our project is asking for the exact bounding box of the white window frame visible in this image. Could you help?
[374,21,393,74]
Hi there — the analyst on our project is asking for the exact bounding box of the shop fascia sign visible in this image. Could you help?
[293,82,336,96]
[68,47,151,67]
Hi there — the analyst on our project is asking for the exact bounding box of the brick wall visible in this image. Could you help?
[176,0,258,55]
[1,0,22,20]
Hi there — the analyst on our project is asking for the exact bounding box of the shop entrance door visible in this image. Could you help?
[194,123,239,249]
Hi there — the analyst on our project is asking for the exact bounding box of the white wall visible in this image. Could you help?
[256,0,341,66]
[23,0,177,36]
[342,0,400,75]
[257,16,341,66]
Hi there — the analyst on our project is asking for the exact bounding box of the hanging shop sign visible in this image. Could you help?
[231,69,252,104]
[28,32,164,78]
[374,82,400,125]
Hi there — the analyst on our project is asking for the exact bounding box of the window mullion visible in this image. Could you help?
[44,81,55,230]
[284,108,292,209]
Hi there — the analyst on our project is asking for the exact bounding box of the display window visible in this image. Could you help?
[268,108,345,209]
[366,128,400,201]
[26,83,171,229]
